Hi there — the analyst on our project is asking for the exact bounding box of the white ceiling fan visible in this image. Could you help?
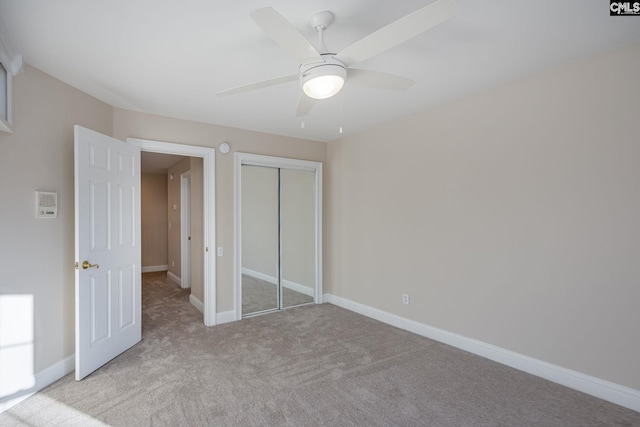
[217,0,458,117]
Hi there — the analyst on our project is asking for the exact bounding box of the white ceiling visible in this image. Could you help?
[1,1,639,143]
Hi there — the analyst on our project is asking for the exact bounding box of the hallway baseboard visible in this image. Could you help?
[189,294,203,313]
[167,271,181,286]
[141,265,168,273]
[189,294,234,325]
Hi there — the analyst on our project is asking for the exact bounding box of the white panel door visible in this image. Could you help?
[74,125,141,380]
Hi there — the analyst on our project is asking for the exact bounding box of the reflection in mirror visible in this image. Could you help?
[241,165,279,315]
[281,169,315,308]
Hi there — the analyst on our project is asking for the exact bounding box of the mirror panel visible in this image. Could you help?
[280,169,315,308]
[241,165,279,315]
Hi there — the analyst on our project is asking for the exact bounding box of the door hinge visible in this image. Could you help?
[75,261,79,270]
[206,246,208,252]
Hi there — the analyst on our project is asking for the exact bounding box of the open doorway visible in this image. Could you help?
[132,138,216,326]
[140,152,198,290]
[140,152,201,324]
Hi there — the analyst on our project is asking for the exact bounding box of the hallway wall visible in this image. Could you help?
[141,172,168,269]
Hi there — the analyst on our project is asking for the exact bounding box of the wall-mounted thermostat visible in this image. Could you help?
[36,191,57,218]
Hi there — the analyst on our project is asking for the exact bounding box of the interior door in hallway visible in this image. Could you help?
[74,125,141,380]
[180,172,192,288]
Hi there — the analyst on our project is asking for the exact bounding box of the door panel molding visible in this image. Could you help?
[75,125,141,380]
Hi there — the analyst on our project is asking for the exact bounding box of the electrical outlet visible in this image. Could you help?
[402,294,410,305]
[171,260,175,267]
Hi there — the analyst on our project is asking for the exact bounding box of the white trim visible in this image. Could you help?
[216,310,236,325]
[189,296,235,326]
[0,18,23,76]
[323,293,640,413]
[234,153,323,320]
[6,301,639,416]
[0,17,20,133]
[282,279,314,297]
[167,270,181,286]
[189,294,204,313]
[0,65,12,133]
[242,267,276,285]
[180,172,192,289]
[141,265,168,273]
[242,268,314,297]
[129,138,216,326]
[0,354,75,414]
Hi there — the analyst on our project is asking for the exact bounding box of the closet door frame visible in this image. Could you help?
[234,153,323,320]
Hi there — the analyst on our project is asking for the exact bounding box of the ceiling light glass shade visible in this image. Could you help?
[301,63,346,100]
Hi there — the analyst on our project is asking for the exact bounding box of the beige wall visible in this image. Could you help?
[112,108,326,312]
[326,41,640,390]
[0,65,113,373]
[141,173,168,268]
[167,158,191,280]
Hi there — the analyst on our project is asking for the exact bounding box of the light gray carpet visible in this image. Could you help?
[242,274,314,315]
[1,272,639,426]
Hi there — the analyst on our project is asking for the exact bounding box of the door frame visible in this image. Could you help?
[180,171,192,289]
[234,152,323,320]
[129,138,217,326]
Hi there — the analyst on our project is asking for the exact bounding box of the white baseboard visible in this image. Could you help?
[189,294,204,313]
[0,302,234,415]
[242,268,314,297]
[10,298,636,415]
[216,310,236,325]
[323,293,640,413]
[141,265,168,273]
[167,271,181,286]
[0,354,75,414]
[189,294,235,326]
[242,267,276,284]
[282,279,314,297]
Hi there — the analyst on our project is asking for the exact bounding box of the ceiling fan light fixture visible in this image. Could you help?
[301,63,346,100]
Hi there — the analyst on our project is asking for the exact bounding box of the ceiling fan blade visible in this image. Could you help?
[217,74,298,97]
[347,69,415,91]
[335,0,458,67]
[296,94,316,117]
[251,7,322,62]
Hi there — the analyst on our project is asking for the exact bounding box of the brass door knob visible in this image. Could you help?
[82,260,100,269]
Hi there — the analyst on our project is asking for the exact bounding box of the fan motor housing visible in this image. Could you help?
[300,55,347,99]
[301,55,346,76]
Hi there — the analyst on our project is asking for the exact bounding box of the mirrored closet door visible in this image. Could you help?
[236,154,322,318]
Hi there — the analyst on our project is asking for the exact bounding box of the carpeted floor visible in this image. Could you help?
[1,272,639,426]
